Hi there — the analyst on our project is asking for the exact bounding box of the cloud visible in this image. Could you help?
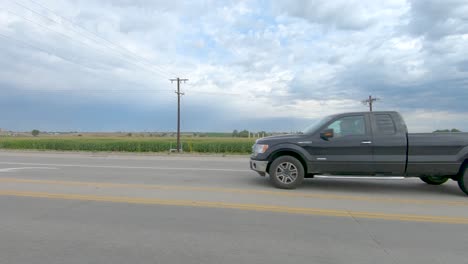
[402,109,468,132]
[272,0,407,30]
[407,0,468,39]
[0,0,467,132]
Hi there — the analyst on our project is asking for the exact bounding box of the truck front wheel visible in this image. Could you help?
[458,167,468,196]
[269,156,304,189]
[420,176,449,185]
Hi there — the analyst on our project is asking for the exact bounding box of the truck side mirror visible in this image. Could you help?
[320,129,334,140]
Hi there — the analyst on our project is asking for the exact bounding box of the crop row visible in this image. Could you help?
[0,138,256,154]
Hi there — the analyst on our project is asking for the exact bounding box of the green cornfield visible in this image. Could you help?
[0,137,256,154]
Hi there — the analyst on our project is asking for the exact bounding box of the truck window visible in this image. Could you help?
[327,115,366,137]
[375,114,396,135]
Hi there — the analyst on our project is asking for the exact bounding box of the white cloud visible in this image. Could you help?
[0,0,467,131]
[402,109,468,132]
[273,0,408,30]
[407,0,468,39]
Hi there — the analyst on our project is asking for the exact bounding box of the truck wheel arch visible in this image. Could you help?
[457,161,468,195]
[457,159,468,180]
[267,150,308,175]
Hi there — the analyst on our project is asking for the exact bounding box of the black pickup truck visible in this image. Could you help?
[250,111,468,196]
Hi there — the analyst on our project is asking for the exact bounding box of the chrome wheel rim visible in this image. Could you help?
[275,162,298,184]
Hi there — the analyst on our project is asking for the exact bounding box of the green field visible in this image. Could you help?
[0,137,256,154]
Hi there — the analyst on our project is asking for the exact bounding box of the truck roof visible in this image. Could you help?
[337,111,398,115]
[332,111,399,117]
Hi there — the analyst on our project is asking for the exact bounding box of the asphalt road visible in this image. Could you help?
[0,151,467,264]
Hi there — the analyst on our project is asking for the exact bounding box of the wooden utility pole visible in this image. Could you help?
[170,77,188,152]
[362,95,379,112]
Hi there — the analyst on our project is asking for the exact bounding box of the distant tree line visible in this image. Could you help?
[433,128,462,133]
[232,130,269,138]
[27,129,274,138]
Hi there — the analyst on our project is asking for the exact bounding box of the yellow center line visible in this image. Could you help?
[1,189,468,224]
[0,177,467,206]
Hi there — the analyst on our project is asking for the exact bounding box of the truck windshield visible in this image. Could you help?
[302,115,334,134]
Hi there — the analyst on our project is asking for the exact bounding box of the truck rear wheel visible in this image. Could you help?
[458,167,468,196]
[269,156,304,189]
[420,176,449,185]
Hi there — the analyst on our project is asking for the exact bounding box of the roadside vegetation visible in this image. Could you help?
[0,136,256,154]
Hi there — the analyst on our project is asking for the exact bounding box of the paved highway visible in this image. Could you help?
[0,151,467,264]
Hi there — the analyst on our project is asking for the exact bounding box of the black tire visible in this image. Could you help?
[420,176,449,185]
[458,167,468,196]
[269,156,304,189]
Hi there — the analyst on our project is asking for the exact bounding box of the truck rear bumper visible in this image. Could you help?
[250,159,268,176]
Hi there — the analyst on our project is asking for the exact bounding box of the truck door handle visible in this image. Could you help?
[361,140,372,144]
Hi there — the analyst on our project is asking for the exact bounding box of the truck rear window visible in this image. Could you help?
[375,114,396,135]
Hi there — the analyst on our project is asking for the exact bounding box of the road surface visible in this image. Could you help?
[0,151,467,264]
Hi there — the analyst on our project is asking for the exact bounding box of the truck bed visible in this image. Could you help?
[406,133,468,176]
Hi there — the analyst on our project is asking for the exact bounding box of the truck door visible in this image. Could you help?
[370,113,406,175]
[311,114,374,175]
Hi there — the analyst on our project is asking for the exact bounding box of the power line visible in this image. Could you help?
[0,34,255,98]
[27,0,175,77]
[7,89,174,93]
[0,32,166,94]
[184,91,243,96]
[3,7,170,80]
[0,32,95,71]
[170,77,188,152]
[6,4,170,78]
[362,95,380,112]
[20,0,176,77]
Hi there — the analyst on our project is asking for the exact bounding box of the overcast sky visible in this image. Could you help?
[1,0,467,132]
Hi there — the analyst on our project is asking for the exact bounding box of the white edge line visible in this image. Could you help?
[0,167,58,172]
[315,176,405,180]
[0,162,251,172]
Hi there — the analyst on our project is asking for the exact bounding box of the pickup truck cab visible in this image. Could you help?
[250,111,468,196]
